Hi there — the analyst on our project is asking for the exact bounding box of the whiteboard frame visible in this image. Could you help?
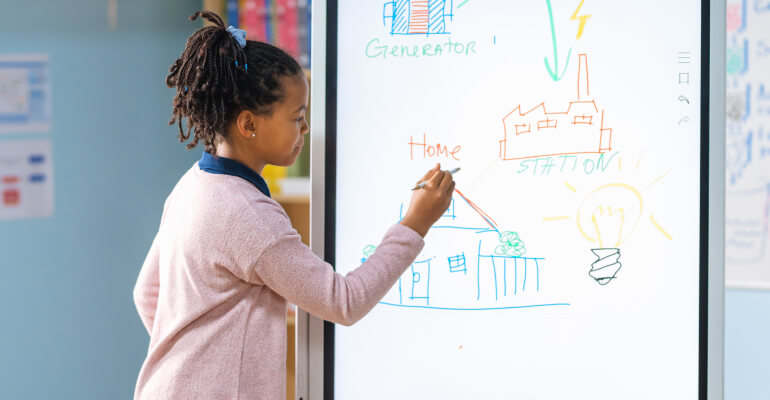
[301,0,726,398]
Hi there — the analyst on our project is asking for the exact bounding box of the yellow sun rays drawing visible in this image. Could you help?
[543,155,673,246]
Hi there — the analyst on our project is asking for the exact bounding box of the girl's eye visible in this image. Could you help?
[295,116,305,122]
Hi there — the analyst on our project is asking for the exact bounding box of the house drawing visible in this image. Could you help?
[365,188,569,311]
[499,54,613,161]
[382,0,454,36]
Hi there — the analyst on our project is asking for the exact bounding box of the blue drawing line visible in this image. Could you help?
[378,302,571,311]
[754,0,769,14]
[739,0,747,32]
[477,240,482,300]
[477,241,545,300]
[729,129,753,185]
[409,260,431,304]
[383,0,453,36]
[477,254,546,261]
[742,38,749,76]
[429,0,447,34]
[427,261,431,304]
[514,258,518,295]
[456,0,469,9]
[448,252,467,273]
[491,257,498,300]
[743,83,752,121]
[431,226,495,233]
[503,259,507,296]
[398,277,402,303]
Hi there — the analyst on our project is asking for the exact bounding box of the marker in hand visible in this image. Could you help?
[412,167,460,190]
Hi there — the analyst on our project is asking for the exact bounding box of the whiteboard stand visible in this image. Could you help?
[707,0,726,397]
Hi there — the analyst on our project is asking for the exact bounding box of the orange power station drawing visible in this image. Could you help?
[499,54,613,161]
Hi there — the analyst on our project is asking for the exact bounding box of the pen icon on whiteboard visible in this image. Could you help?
[412,167,460,190]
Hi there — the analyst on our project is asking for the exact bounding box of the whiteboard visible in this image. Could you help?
[307,0,724,399]
[725,0,770,289]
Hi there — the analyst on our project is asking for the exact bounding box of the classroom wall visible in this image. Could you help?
[725,289,770,399]
[0,0,200,398]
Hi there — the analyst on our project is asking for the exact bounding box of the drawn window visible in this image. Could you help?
[515,123,531,135]
[448,253,466,273]
[573,115,593,125]
[537,118,557,130]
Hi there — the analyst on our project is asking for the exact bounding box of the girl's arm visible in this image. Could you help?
[133,234,161,334]
[232,165,452,325]
[254,223,424,326]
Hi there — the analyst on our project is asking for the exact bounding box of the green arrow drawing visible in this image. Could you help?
[544,0,572,81]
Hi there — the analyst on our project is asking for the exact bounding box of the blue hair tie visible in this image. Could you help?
[226,26,247,49]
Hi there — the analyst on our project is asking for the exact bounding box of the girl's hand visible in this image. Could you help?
[399,164,456,237]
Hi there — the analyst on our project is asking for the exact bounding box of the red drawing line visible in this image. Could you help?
[409,0,430,34]
[454,188,499,231]
[578,53,589,99]
[499,53,612,161]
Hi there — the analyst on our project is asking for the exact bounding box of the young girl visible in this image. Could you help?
[133,11,454,399]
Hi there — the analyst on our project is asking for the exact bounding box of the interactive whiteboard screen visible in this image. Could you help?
[328,1,706,398]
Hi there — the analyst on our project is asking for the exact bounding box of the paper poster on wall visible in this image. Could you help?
[0,54,51,133]
[725,0,770,288]
[0,139,54,220]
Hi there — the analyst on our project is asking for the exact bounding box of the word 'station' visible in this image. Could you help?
[409,133,462,160]
[517,151,619,176]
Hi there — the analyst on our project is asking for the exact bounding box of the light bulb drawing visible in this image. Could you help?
[577,183,643,285]
[543,154,674,285]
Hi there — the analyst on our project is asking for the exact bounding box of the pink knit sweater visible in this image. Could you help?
[133,164,424,399]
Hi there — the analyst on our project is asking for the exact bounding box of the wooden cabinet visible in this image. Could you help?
[275,194,309,400]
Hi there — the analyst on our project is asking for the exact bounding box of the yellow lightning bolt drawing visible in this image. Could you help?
[570,0,591,40]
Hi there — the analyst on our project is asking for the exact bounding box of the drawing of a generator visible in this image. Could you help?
[382,0,454,36]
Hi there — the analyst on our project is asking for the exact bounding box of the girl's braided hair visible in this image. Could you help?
[166,11,302,154]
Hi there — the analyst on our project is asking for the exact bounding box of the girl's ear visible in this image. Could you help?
[235,110,261,139]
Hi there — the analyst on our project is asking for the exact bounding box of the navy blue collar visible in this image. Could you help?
[198,151,271,198]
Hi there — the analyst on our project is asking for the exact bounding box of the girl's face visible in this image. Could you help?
[254,73,310,167]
